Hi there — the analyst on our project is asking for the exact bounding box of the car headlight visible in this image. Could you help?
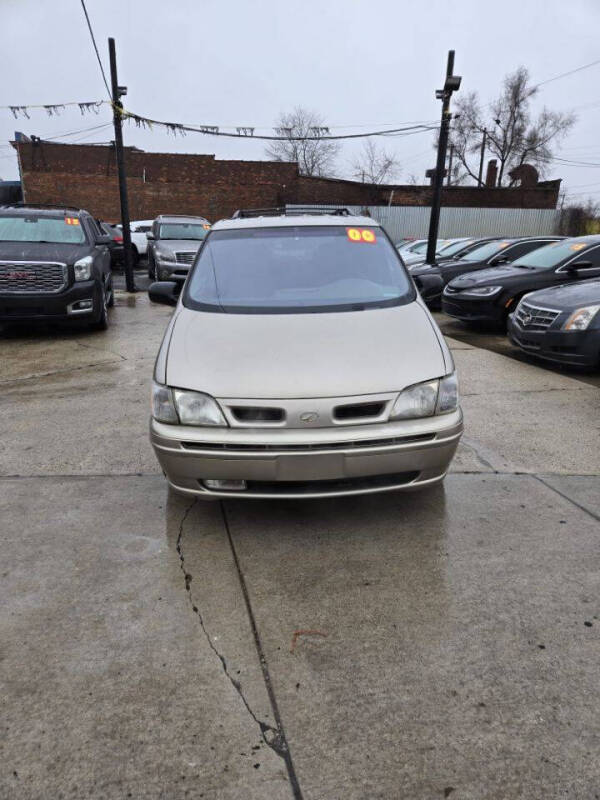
[459,285,502,297]
[151,382,228,425]
[563,305,600,331]
[157,250,176,262]
[390,372,459,420]
[74,255,93,281]
[151,382,179,423]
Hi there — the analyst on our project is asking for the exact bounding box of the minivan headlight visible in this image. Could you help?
[173,389,227,426]
[151,382,178,423]
[151,382,228,426]
[74,255,93,281]
[390,372,459,420]
[563,305,600,331]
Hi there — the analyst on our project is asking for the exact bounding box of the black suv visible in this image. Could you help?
[0,204,113,330]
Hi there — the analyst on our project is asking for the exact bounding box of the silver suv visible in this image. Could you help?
[149,208,463,499]
[147,214,210,282]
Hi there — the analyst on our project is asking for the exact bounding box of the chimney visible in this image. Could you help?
[485,159,498,188]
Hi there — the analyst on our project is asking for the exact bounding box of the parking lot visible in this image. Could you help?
[1,275,599,800]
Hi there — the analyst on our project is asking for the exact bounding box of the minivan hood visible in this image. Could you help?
[0,241,91,263]
[166,302,447,398]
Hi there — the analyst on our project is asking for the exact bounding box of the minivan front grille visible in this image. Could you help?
[334,401,386,421]
[181,433,435,453]
[175,251,196,265]
[515,301,560,330]
[231,406,285,423]
[0,261,67,294]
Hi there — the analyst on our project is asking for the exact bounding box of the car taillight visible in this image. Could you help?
[114,235,123,243]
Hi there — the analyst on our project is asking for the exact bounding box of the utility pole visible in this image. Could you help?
[477,128,487,187]
[447,144,454,187]
[425,51,461,265]
[108,37,136,292]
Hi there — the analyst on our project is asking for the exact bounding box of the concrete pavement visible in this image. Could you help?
[1,290,599,798]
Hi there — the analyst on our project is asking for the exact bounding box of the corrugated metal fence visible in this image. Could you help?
[288,204,561,240]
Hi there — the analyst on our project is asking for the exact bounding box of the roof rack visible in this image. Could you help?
[0,202,84,214]
[231,206,351,219]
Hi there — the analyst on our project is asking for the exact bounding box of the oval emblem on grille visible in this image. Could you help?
[300,412,319,423]
[522,313,532,325]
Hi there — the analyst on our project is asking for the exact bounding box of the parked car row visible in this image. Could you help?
[403,233,600,368]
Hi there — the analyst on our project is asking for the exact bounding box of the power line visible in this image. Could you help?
[119,105,439,141]
[535,57,600,88]
[79,0,111,98]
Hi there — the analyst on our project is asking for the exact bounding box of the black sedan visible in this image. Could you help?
[99,222,124,267]
[412,236,562,308]
[441,236,600,329]
[508,279,600,368]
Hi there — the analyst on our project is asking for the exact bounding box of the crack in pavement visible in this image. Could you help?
[174,499,288,762]
[460,437,499,473]
[74,338,128,362]
[532,475,600,524]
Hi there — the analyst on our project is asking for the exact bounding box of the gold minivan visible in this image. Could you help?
[149,209,462,499]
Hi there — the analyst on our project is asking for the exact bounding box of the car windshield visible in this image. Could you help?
[184,225,415,313]
[158,223,208,240]
[0,215,86,244]
[461,239,513,262]
[438,238,476,257]
[511,239,593,269]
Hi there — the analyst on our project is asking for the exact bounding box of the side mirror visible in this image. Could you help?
[149,281,179,306]
[567,260,591,271]
[146,232,155,240]
[96,234,112,245]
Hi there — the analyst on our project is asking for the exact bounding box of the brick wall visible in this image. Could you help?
[13,141,561,223]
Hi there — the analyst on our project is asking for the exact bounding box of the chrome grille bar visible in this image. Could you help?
[0,261,68,294]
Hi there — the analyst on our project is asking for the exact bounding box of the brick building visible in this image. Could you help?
[12,140,561,223]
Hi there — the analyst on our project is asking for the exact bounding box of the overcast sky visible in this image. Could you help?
[2,0,600,204]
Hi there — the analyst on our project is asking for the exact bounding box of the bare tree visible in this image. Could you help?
[265,107,340,177]
[350,139,401,184]
[448,67,576,186]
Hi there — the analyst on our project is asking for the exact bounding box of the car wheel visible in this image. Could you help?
[94,285,109,330]
[131,246,139,268]
[153,259,160,283]
[147,253,155,279]
[106,274,115,308]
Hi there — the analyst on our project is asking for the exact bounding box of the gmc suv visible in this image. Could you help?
[0,204,113,330]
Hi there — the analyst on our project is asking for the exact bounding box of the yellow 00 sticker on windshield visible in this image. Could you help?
[570,242,587,251]
[346,227,377,243]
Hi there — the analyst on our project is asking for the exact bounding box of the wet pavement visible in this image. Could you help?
[1,289,599,799]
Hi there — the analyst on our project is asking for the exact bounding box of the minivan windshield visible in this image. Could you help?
[511,239,594,269]
[184,225,415,313]
[461,240,512,262]
[158,223,208,240]
[0,215,86,244]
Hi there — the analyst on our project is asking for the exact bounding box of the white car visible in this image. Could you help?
[397,238,454,267]
[116,219,154,264]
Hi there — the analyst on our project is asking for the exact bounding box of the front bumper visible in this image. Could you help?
[508,316,600,367]
[441,292,504,324]
[413,272,444,307]
[156,261,190,282]
[0,280,101,323]
[150,409,463,499]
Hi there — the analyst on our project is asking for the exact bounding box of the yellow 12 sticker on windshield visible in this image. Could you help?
[346,227,377,243]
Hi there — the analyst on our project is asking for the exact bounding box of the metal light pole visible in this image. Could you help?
[108,37,136,292]
[425,51,461,265]
[477,128,487,187]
